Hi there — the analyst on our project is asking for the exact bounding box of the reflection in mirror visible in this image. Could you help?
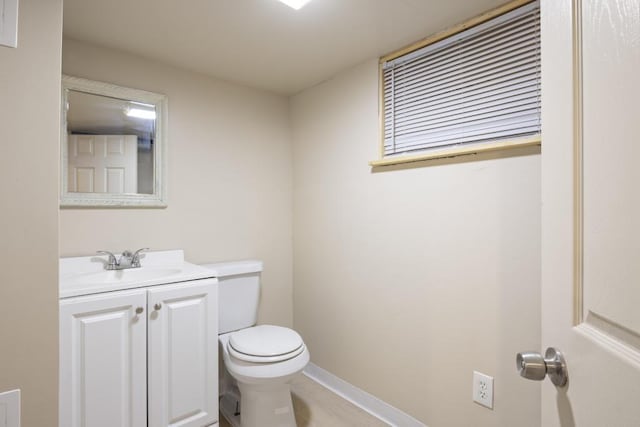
[61,76,167,207]
[67,90,155,194]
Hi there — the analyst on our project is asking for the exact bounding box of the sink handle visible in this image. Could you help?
[97,250,118,270]
[131,248,150,268]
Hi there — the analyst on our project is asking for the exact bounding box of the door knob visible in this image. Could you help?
[516,347,568,387]
[154,303,162,311]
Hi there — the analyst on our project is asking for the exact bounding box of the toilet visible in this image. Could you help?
[202,260,309,427]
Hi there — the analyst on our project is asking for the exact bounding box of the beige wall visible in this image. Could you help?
[291,59,541,426]
[0,0,62,425]
[60,32,541,427]
[60,39,293,327]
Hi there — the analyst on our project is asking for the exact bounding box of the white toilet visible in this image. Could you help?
[202,260,309,427]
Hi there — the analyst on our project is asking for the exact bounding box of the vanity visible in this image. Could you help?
[59,250,219,427]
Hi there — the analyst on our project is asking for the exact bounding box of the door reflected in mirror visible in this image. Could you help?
[61,76,167,207]
[67,90,155,195]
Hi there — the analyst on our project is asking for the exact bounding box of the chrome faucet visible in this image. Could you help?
[97,248,149,270]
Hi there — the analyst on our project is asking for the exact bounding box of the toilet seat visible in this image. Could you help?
[219,331,310,384]
[228,325,305,363]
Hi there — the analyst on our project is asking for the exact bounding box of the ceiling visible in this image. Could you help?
[63,0,507,95]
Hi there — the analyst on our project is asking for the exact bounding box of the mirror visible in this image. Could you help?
[61,75,167,207]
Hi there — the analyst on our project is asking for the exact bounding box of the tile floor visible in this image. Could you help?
[218,373,389,427]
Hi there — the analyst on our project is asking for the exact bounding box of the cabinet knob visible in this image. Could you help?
[154,303,162,311]
[135,307,144,314]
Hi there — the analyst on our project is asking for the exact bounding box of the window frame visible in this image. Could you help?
[371,0,541,167]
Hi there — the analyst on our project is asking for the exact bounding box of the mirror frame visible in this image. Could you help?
[60,75,168,208]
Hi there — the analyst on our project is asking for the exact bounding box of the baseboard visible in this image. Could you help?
[303,363,426,427]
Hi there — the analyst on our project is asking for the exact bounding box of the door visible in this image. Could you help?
[68,134,138,193]
[59,289,147,427]
[541,0,640,425]
[147,279,218,427]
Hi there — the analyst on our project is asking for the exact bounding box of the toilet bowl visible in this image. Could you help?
[202,261,309,427]
[219,327,310,427]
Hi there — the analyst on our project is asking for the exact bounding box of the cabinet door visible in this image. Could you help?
[148,279,218,427]
[60,289,147,427]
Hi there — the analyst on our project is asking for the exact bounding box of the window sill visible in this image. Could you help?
[369,136,541,168]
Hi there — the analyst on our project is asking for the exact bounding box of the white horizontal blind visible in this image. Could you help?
[382,1,540,157]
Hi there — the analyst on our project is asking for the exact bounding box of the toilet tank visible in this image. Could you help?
[201,260,263,334]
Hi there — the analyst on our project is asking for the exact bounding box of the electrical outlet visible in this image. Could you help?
[472,371,493,409]
[0,389,20,427]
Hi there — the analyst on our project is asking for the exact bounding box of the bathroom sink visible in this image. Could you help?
[75,267,183,285]
[59,250,217,298]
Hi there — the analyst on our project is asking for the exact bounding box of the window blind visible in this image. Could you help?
[382,0,541,157]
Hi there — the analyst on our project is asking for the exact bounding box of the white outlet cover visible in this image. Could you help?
[0,0,19,48]
[0,389,20,427]
[472,371,494,409]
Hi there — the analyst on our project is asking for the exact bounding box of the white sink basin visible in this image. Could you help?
[59,250,216,298]
[74,267,184,285]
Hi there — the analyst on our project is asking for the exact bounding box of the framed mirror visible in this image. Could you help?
[60,75,167,207]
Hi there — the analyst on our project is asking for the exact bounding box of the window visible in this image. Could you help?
[373,0,541,166]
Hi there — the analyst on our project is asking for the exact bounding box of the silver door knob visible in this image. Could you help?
[516,347,568,387]
[154,303,162,311]
[135,307,144,314]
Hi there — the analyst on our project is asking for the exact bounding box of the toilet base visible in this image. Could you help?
[219,391,241,427]
[220,382,297,427]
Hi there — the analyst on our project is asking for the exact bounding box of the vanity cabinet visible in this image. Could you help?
[60,278,218,427]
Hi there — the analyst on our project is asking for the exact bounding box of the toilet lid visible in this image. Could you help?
[229,325,304,359]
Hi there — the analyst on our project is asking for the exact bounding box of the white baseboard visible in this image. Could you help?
[303,363,426,427]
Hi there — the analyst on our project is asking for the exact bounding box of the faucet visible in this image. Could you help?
[97,248,149,270]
